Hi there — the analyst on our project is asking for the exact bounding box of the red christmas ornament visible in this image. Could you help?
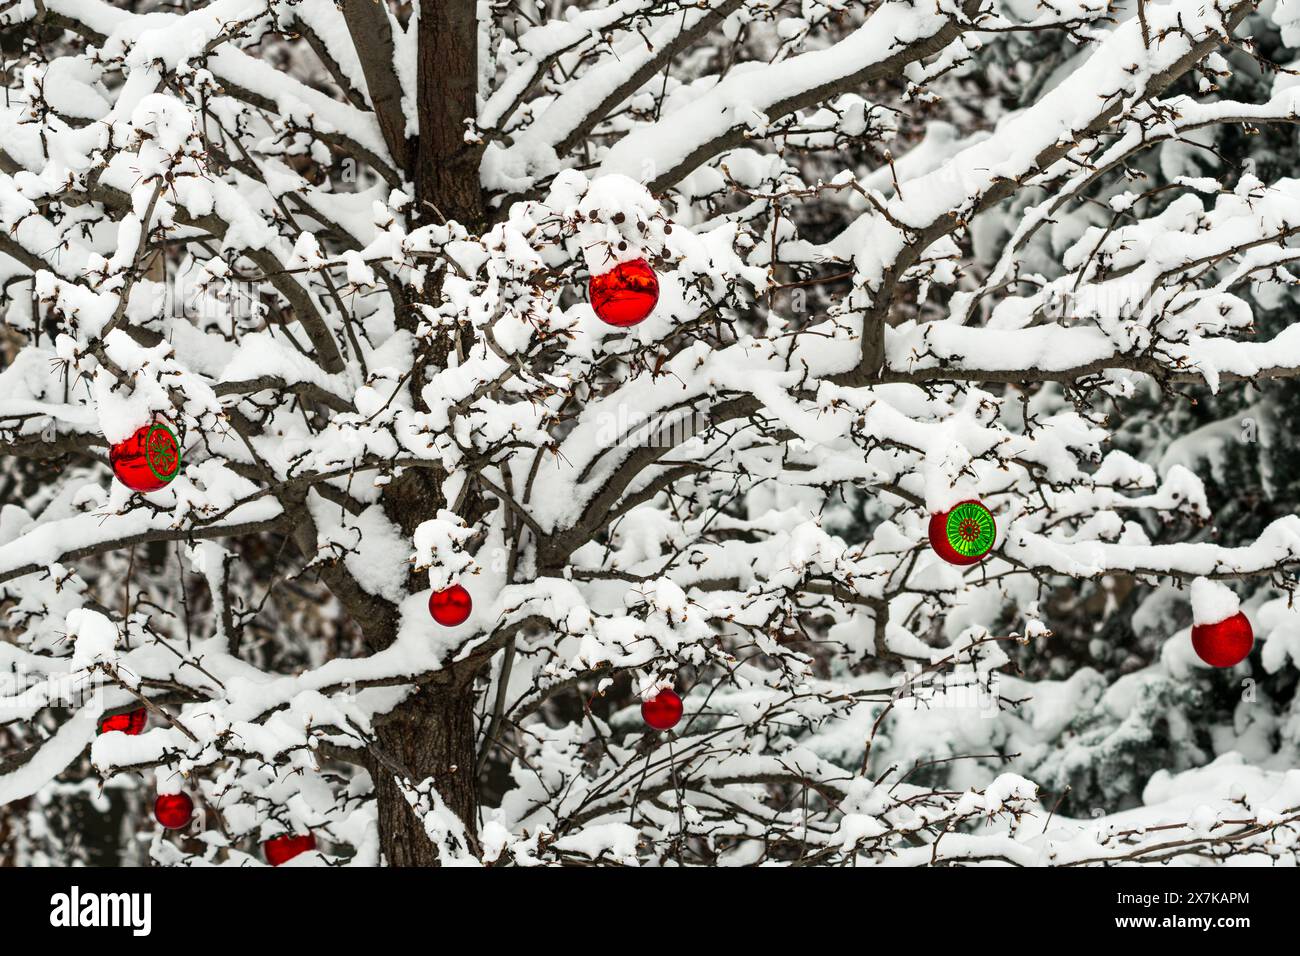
[263,832,317,866]
[110,421,182,492]
[99,708,147,735]
[1191,611,1254,668]
[429,584,472,627]
[589,258,659,327]
[154,792,195,830]
[928,499,996,565]
[641,689,683,731]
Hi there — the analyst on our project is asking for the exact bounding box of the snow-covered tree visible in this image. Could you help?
[2,0,1300,867]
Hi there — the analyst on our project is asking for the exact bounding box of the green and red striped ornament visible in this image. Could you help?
[929,499,996,565]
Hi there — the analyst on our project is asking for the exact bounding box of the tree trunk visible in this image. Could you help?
[370,0,486,866]
[373,683,480,866]
[414,0,483,228]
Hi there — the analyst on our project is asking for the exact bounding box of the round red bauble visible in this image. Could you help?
[641,689,683,731]
[99,708,147,735]
[110,421,182,492]
[429,584,472,627]
[589,258,659,327]
[1191,611,1254,668]
[928,500,996,565]
[264,832,317,866]
[154,792,194,830]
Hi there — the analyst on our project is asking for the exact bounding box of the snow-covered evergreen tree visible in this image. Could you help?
[1,0,1299,866]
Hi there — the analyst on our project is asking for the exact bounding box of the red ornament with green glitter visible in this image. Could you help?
[929,500,996,565]
[110,422,182,493]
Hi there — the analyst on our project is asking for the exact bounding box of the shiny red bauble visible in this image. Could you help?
[99,708,146,735]
[1191,611,1254,668]
[429,584,472,627]
[154,792,195,830]
[928,499,996,565]
[641,689,683,730]
[110,421,182,492]
[264,832,317,866]
[589,258,659,327]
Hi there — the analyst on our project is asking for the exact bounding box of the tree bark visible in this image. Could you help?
[373,683,480,865]
[368,0,487,867]
[340,0,411,169]
[414,0,483,227]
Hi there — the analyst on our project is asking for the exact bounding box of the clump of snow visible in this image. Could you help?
[65,609,119,673]
[411,509,477,590]
[1190,577,1240,626]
